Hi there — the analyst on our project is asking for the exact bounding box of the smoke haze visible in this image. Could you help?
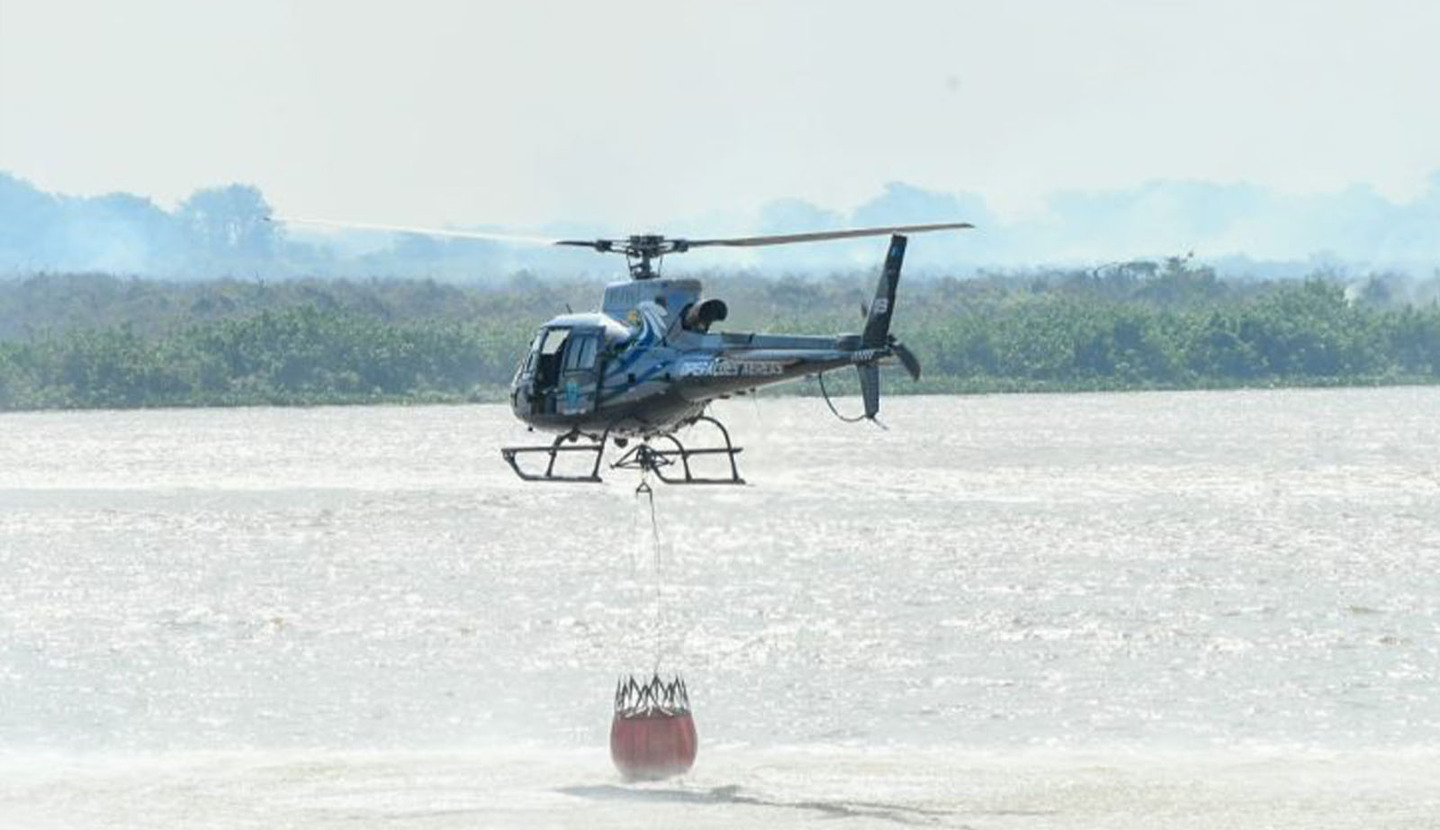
[3,171,1439,280]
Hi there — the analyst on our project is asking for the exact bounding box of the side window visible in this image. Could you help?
[564,334,599,371]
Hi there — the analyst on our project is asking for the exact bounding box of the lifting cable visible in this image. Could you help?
[635,473,667,673]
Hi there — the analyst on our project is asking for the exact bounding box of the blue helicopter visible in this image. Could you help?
[275,218,970,483]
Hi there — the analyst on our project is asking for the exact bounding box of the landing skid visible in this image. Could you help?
[499,417,745,484]
[501,429,608,483]
[611,416,745,485]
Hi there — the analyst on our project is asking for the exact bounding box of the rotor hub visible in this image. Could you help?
[619,235,683,279]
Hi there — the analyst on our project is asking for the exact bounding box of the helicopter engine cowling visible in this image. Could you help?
[681,298,728,332]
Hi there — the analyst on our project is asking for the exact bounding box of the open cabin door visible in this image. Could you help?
[526,327,568,415]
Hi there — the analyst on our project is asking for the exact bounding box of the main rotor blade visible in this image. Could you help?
[684,222,973,249]
[268,216,565,246]
[553,239,616,251]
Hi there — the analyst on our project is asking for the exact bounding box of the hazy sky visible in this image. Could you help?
[3,0,1439,230]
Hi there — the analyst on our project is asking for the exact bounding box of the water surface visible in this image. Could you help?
[2,388,1437,827]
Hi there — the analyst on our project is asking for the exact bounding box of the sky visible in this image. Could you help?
[3,0,1440,233]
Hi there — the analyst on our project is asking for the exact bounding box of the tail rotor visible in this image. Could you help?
[891,338,922,382]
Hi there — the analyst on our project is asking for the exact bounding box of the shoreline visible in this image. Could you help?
[3,375,1438,415]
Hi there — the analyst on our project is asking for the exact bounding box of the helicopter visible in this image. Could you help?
[273,217,971,483]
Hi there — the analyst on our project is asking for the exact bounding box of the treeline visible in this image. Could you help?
[900,279,1440,391]
[2,262,1439,410]
[0,309,531,409]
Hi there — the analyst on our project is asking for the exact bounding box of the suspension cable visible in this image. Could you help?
[635,474,665,673]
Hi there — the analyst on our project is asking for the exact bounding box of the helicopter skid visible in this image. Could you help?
[500,429,608,483]
[611,416,745,485]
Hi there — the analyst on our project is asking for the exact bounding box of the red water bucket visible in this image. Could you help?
[610,674,698,780]
[610,710,698,780]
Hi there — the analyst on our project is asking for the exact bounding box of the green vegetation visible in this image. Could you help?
[2,260,1439,411]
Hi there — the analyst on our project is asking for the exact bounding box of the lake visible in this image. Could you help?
[1,388,1437,827]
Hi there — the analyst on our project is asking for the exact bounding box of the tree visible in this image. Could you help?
[176,184,276,269]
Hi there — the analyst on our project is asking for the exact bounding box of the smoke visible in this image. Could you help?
[4,170,1440,280]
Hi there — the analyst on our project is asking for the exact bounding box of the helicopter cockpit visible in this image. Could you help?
[514,314,631,418]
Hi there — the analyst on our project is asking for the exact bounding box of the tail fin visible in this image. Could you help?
[858,363,881,419]
[862,234,907,348]
[855,234,907,421]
